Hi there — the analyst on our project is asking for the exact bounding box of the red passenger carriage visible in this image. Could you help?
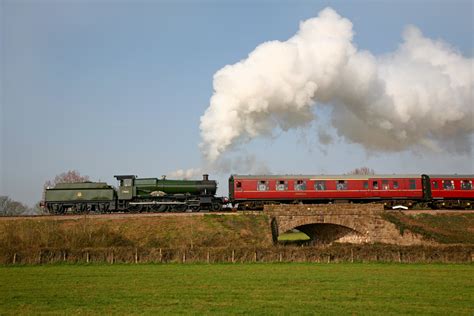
[229,174,473,210]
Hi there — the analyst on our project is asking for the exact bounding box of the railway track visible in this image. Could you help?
[0,209,471,221]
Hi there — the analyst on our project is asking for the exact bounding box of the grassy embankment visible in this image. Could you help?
[0,214,272,253]
[0,263,472,315]
[382,212,474,244]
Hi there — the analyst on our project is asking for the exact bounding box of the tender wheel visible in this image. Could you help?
[211,203,222,212]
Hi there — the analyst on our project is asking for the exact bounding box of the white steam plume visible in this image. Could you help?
[167,168,202,180]
[200,7,473,162]
[168,154,271,181]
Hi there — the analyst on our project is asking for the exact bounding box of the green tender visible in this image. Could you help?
[45,185,115,202]
[53,182,111,189]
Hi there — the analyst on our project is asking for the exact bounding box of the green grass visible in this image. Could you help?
[1,263,473,315]
[278,231,311,241]
[382,212,474,244]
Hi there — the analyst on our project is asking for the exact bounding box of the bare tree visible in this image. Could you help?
[347,167,375,175]
[0,196,30,216]
[44,170,90,189]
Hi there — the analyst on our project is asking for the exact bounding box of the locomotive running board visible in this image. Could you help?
[129,201,187,205]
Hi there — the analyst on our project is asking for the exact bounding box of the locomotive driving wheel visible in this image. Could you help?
[157,204,169,212]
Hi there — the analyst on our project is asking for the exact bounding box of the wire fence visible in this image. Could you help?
[2,244,472,265]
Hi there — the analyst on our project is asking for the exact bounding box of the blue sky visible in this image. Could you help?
[1,0,473,206]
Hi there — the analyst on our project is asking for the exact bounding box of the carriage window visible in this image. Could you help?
[336,180,348,190]
[409,179,416,190]
[295,180,307,191]
[236,181,242,189]
[363,181,368,189]
[443,180,454,190]
[393,181,399,189]
[276,180,288,191]
[432,181,438,189]
[257,180,269,191]
[373,181,379,189]
[461,180,472,190]
[315,181,326,190]
[382,180,389,190]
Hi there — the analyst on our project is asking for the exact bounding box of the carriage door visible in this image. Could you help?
[371,179,380,198]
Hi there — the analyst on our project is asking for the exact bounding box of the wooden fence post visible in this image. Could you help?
[207,251,210,264]
[254,251,257,262]
[13,253,16,264]
[231,250,235,263]
[135,248,139,264]
[86,251,90,263]
[159,248,162,263]
[351,249,354,263]
[183,250,186,263]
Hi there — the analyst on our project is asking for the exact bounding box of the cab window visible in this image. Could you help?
[123,178,133,186]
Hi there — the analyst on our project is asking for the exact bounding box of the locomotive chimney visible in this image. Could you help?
[203,174,209,181]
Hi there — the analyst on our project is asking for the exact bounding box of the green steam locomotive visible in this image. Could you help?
[44,174,226,214]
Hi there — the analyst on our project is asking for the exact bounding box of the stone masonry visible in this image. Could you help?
[265,204,428,245]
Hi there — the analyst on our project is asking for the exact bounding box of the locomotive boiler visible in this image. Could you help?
[115,174,224,212]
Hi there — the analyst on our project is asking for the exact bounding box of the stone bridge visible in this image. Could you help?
[265,204,423,245]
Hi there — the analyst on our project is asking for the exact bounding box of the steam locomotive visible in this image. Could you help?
[44,173,474,214]
[44,174,226,214]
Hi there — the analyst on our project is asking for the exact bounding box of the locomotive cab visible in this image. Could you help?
[114,175,136,200]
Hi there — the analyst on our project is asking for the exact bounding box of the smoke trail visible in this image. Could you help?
[200,7,473,162]
[167,168,203,180]
[168,154,271,180]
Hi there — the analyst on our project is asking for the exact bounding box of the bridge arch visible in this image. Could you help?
[272,209,370,244]
[288,223,363,244]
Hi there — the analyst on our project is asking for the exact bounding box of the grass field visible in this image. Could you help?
[1,263,472,315]
[278,231,310,242]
